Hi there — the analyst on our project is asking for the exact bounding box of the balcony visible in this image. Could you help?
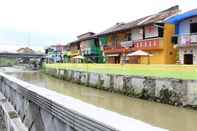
[119,38,164,51]
[177,34,197,47]
[82,48,101,55]
[103,45,124,54]
[103,38,164,54]
[131,38,163,51]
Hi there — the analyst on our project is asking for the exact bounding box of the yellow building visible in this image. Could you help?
[139,24,177,64]
[97,6,179,64]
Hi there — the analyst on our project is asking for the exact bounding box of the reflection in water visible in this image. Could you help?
[9,72,197,131]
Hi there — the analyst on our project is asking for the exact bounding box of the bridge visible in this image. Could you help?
[0,52,46,58]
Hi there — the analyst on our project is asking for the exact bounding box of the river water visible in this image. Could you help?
[6,70,197,131]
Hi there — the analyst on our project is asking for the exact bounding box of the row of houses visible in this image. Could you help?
[45,32,103,63]
[46,5,197,64]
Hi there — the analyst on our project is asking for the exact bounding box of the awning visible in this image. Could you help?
[72,55,85,59]
[106,54,119,57]
[127,50,152,56]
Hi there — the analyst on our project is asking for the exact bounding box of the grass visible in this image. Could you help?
[45,63,197,80]
[0,58,16,66]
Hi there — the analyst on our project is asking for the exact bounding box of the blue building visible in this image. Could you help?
[167,9,197,64]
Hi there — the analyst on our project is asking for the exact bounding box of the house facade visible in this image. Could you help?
[65,32,103,63]
[98,6,179,64]
[66,41,81,63]
[79,32,103,63]
[167,9,197,64]
[45,45,65,63]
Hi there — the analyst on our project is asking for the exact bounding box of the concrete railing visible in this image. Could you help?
[0,72,167,131]
[0,92,27,131]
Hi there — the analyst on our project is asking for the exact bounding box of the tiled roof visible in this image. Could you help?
[97,5,179,36]
[17,47,35,54]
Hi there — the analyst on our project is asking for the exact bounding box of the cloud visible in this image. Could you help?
[0,0,195,51]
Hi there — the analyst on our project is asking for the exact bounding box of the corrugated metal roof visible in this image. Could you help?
[97,5,179,36]
[166,8,197,24]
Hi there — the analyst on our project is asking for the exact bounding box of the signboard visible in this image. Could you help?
[131,28,143,41]
[70,50,80,56]
[144,25,158,38]
[121,41,133,48]
[134,39,160,48]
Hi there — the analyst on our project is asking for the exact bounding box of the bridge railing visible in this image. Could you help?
[0,72,167,131]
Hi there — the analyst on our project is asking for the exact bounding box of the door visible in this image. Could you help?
[115,56,120,64]
[190,23,197,33]
[184,54,193,64]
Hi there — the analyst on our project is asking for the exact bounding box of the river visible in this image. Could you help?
[4,68,197,131]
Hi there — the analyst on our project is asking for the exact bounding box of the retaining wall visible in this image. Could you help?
[44,68,197,107]
[0,72,167,131]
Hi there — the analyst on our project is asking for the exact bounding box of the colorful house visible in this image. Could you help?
[66,40,81,63]
[63,44,70,63]
[66,32,103,63]
[45,45,65,63]
[166,9,197,64]
[97,6,179,64]
[78,32,102,63]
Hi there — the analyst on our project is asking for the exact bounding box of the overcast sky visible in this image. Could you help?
[0,0,196,52]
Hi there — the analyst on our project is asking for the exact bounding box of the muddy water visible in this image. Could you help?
[8,71,197,131]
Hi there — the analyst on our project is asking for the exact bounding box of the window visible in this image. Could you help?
[131,28,143,41]
[127,33,131,41]
[144,25,159,38]
[190,23,197,33]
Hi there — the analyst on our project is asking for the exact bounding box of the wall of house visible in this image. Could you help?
[102,24,176,64]
[178,16,197,34]
[104,32,128,63]
[131,28,143,41]
[140,50,165,64]
[107,32,129,47]
[179,47,197,64]
[163,24,177,64]
[140,24,176,64]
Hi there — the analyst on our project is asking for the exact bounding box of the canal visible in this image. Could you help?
[6,70,197,131]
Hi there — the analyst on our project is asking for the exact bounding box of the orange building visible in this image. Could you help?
[97,6,179,64]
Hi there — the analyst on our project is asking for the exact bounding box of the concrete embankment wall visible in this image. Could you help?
[44,68,197,108]
[0,72,167,131]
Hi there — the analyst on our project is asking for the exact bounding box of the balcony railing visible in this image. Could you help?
[177,33,197,47]
[120,38,163,51]
[103,38,163,53]
[103,45,124,54]
[132,38,163,50]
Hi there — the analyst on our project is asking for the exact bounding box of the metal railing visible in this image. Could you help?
[177,33,197,46]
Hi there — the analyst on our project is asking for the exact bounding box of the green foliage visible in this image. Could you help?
[0,58,16,66]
